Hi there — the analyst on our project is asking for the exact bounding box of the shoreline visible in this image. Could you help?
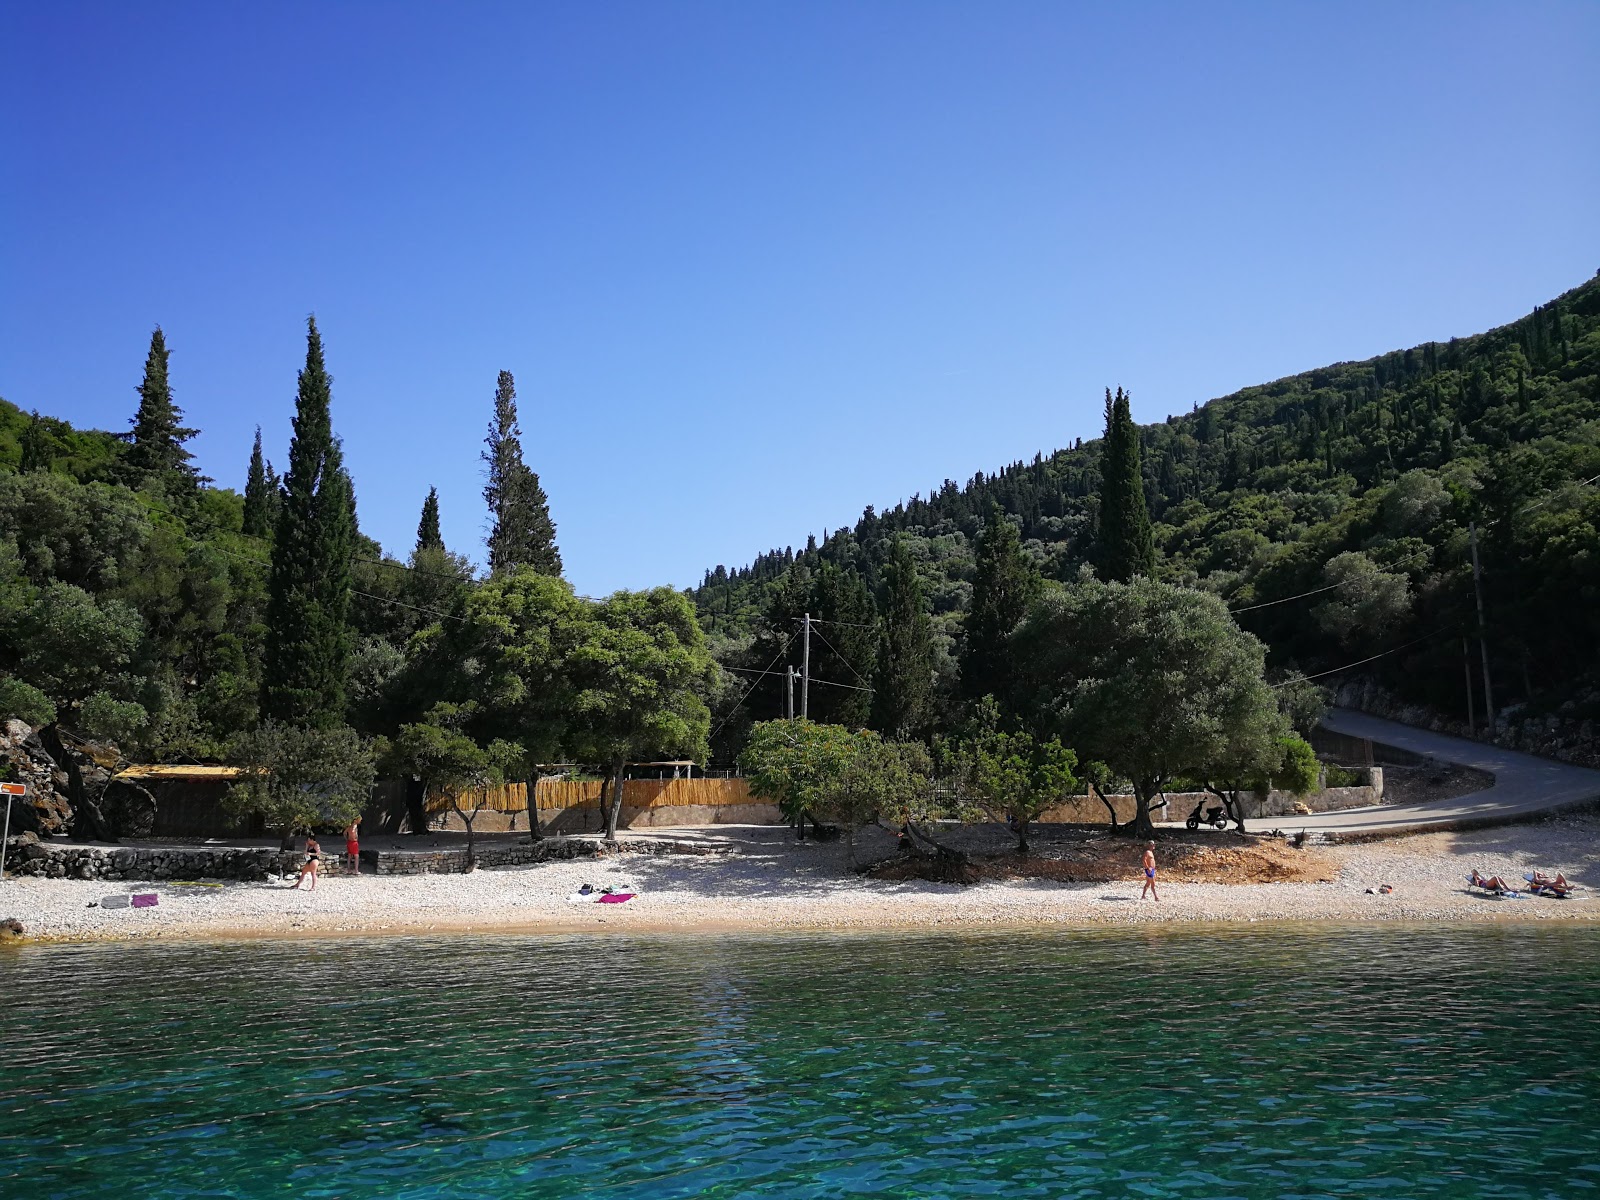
[4,815,1597,947]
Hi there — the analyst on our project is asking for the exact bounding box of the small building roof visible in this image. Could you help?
[113,765,245,781]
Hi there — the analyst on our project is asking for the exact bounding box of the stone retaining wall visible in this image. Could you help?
[366,836,734,876]
[1,842,303,882]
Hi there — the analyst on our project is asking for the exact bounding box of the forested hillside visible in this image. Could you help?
[694,273,1600,749]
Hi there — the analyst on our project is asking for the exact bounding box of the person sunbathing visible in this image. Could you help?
[1469,870,1517,892]
[1527,870,1573,896]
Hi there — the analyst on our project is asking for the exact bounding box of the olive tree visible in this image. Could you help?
[1013,576,1283,839]
[226,721,375,836]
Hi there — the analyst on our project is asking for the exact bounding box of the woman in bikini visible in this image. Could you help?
[291,834,322,890]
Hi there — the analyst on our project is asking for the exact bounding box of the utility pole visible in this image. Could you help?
[801,612,811,720]
[1462,636,1476,737]
[1469,522,1496,729]
[785,666,795,720]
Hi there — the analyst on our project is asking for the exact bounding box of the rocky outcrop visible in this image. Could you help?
[0,720,158,843]
[0,718,73,837]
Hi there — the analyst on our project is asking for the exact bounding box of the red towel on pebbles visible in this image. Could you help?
[597,893,635,904]
[131,894,159,908]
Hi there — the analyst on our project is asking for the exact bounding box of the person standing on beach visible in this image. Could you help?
[344,818,360,876]
[290,834,321,890]
[1140,841,1159,901]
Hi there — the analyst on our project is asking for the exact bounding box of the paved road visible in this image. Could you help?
[1265,708,1600,834]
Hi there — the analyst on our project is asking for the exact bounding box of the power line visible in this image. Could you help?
[350,587,470,624]
[710,630,798,741]
[721,665,871,692]
[805,622,875,691]
[1270,629,1446,686]
[1230,471,1600,616]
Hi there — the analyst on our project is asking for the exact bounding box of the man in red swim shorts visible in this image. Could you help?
[344,818,361,876]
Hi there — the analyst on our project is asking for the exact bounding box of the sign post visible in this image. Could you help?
[0,782,26,881]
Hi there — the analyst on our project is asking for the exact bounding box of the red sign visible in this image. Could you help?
[0,782,26,796]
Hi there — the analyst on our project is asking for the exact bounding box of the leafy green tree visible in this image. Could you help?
[739,718,862,825]
[960,504,1039,707]
[7,581,144,710]
[416,486,443,553]
[261,317,356,728]
[19,412,60,475]
[123,327,202,492]
[965,716,1078,853]
[484,371,561,576]
[0,676,56,727]
[1014,576,1281,838]
[389,703,513,863]
[1095,387,1155,581]
[241,426,279,538]
[567,587,715,841]
[413,566,587,761]
[871,537,933,739]
[1312,551,1411,648]
[225,720,375,834]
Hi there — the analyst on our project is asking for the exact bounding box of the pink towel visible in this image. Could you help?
[597,893,635,904]
[131,893,159,908]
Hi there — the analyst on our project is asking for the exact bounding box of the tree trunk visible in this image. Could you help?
[1090,780,1120,830]
[603,756,626,842]
[900,821,978,884]
[451,802,478,869]
[526,780,542,841]
[1128,783,1157,839]
[1013,816,1029,855]
[404,777,427,835]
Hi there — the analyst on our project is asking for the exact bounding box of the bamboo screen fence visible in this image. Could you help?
[424,777,755,816]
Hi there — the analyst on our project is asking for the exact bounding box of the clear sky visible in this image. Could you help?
[3,2,1597,596]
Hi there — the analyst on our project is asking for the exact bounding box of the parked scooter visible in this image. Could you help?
[1186,798,1229,830]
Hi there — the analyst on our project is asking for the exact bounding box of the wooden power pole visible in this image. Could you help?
[1469,522,1496,729]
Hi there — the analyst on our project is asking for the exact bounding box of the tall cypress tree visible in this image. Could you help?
[1095,387,1155,582]
[416,486,443,553]
[483,371,561,576]
[261,317,356,728]
[871,537,933,739]
[124,326,201,490]
[809,562,877,728]
[960,503,1039,707]
[241,426,280,538]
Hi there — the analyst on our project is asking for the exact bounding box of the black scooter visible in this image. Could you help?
[1186,799,1229,830]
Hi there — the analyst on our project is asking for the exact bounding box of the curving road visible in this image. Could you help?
[1282,708,1600,834]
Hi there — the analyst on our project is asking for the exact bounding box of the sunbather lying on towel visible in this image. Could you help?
[1469,870,1519,893]
[1526,871,1574,896]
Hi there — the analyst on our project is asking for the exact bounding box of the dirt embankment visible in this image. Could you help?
[871,830,1337,886]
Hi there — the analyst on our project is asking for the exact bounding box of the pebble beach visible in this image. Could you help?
[3,815,1597,943]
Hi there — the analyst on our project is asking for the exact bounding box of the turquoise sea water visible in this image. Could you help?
[3,926,1599,1198]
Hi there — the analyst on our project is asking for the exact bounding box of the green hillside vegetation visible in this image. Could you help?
[694,272,1600,748]
[0,329,709,834]
[1,275,1595,820]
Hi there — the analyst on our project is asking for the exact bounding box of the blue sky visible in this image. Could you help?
[3,2,1597,596]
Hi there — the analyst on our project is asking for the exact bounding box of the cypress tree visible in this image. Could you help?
[242,426,279,538]
[124,327,201,490]
[809,562,877,728]
[261,317,356,728]
[416,486,443,553]
[1095,387,1155,582]
[960,503,1039,707]
[483,371,562,576]
[870,537,933,739]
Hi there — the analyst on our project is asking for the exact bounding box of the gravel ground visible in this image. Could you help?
[3,817,1597,943]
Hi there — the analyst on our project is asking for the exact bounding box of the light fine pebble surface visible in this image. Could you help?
[4,817,1597,942]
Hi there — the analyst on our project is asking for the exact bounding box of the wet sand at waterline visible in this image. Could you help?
[4,815,1597,943]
